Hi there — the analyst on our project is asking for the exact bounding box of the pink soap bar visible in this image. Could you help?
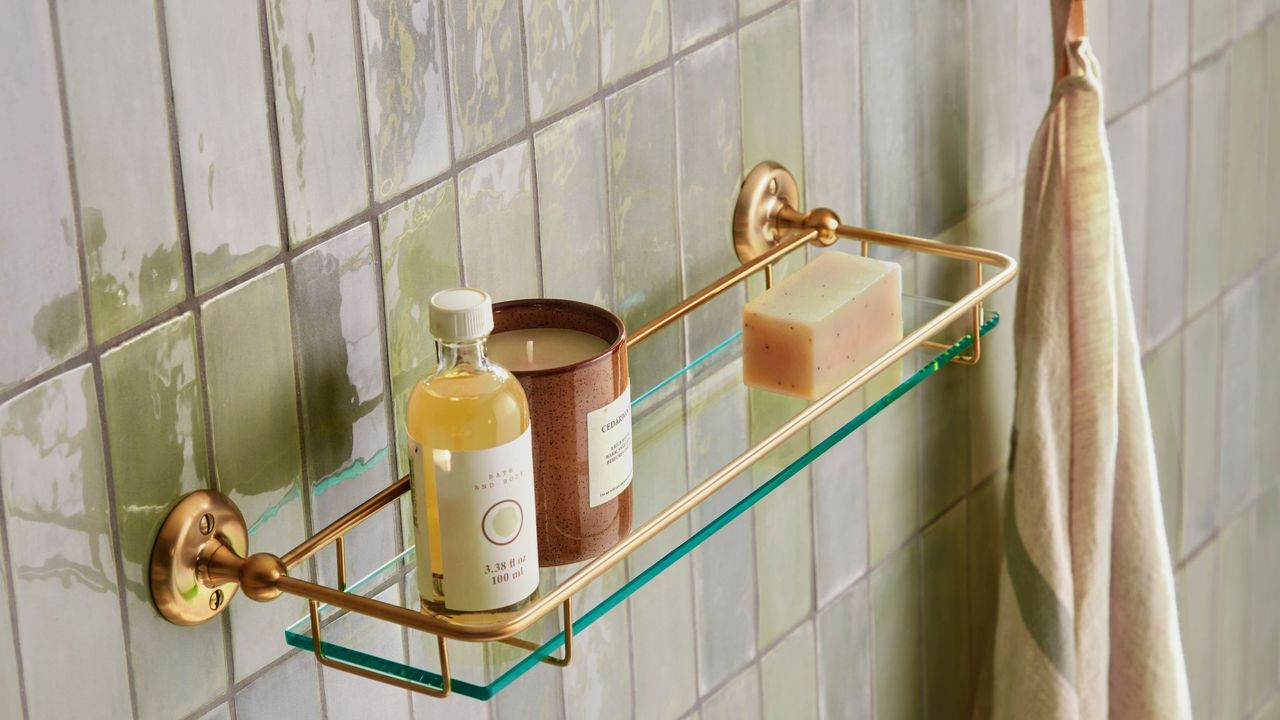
[742,252,902,400]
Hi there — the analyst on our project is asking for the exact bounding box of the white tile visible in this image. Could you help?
[1104,0,1151,116]
[801,0,862,217]
[522,0,599,120]
[1152,0,1191,87]
[761,622,817,720]
[0,0,84,389]
[817,581,872,719]
[59,0,183,340]
[630,564,698,720]
[702,665,761,720]
[1144,80,1189,349]
[1181,305,1221,556]
[359,0,451,199]
[0,367,132,718]
[671,0,733,51]
[266,0,368,243]
[534,105,612,305]
[861,0,917,232]
[458,142,539,301]
[1192,0,1233,60]
[969,0,1019,202]
[1186,56,1228,317]
[600,0,669,84]
[166,0,281,292]
[915,0,969,234]
[235,651,323,720]
[1108,107,1150,334]
[1219,278,1259,516]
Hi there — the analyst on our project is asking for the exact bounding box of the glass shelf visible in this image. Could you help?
[283,294,1001,701]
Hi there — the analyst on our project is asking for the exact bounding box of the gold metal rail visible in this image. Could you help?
[149,161,1017,698]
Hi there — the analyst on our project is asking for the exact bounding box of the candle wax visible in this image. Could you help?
[488,328,610,372]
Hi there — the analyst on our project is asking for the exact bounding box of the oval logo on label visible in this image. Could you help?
[482,500,524,546]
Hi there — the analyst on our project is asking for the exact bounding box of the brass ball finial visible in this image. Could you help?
[804,207,841,246]
[241,553,286,601]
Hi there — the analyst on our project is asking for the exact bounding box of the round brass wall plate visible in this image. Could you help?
[733,161,801,264]
[150,490,247,625]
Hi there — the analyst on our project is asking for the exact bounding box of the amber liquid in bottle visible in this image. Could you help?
[406,337,537,620]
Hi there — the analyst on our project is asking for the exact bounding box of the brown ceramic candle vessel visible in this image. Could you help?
[491,299,633,566]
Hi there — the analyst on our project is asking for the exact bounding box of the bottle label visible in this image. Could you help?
[586,384,633,507]
[433,428,539,610]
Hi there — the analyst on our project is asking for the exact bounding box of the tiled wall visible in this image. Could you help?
[1,0,1278,718]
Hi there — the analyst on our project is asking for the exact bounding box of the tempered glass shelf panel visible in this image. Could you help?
[285,294,1000,701]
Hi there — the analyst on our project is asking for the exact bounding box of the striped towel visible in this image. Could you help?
[990,36,1192,719]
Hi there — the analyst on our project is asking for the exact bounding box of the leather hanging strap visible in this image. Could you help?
[1053,0,1088,81]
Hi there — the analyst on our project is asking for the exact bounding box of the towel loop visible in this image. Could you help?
[1054,0,1088,81]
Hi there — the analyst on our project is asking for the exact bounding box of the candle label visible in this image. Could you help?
[586,384,633,507]
[433,428,539,610]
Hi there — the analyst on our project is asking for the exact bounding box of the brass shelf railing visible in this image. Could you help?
[149,161,1017,699]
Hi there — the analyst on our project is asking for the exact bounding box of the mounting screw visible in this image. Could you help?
[209,589,224,612]
[768,178,778,195]
[199,513,214,535]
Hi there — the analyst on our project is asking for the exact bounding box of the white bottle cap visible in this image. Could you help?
[429,288,494,342]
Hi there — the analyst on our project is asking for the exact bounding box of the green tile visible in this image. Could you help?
[1144,80,1189,346]
[235,649,322,720]
[672,0,732,51]
[606,71,683,397]
[811,394,869,606]
[0,366,132,717]
[522,0,598,120]
[1261,258,1280,490]
[1250,488,1280,710]
[444,0,526,158]
[861,0,917,233]
[600,0,668,84]
[1177,541,1216,719]
[1103,0,1150,114]
[675,36,745,360]
[628,393,690,569]
[563,580,634,719]
[816,581,872,718]
[0,1,84,391]
[1219,279,1259,516]
[761,621,818,720]
[968,472,1005,714]
[378,180,461,477]
[292,224,397,587]
[534,104,613,305]
[101,314,227,718]
[201,267,307,678]
[1186,56,1228,318]
[492,662,565,719]
[740,5,804,223]
[920,361,970,522]
[1109,107,1149,331]
[872,539,922,720]
[1192,0,1232,60]
[60,0,183,341]
[1261,694,1280,720]
[1216,517,1249,719]
[967,0,1017,202]
[1268,18,1280,261]
[166,0,281,292]
[1181,306,1220,557]
[868,394,920,564]
[801,0,863,217]
[266,0,368,245]
[1152,0,1190,87]
[1143,332,1183,560]
[458,142,539,301]
[321,585,411,719]
[359,0,450,201]
[1223,30,1269,288]
[0,527,19,720]
[915,0,968,234]
[702,664,761,720]
[630,561,698,720]
[923,500,969,719]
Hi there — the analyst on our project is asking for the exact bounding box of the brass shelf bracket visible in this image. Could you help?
[150,161,1017,701]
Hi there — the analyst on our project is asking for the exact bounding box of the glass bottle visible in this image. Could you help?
[407,288,539,618]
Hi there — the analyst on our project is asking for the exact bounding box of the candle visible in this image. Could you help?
[488,327,610,372]
[491,299,633,567]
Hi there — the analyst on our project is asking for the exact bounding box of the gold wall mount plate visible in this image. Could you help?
[733,160,801,264]
[150,490,248,625]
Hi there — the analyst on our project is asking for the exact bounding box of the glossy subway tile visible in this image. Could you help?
[444,0,528,159]
[0,366,132,718]
[599,0,669,85]
[165,0,282,293]
[534,104,613,305]
[923,500,971,719]
[800,0,862,217]
[0,0,84,391]
[522,0,599,121]
[292,223,398,588]
[58,0,184,341]
[266,0,369,245]
[760,620,817,720]
[359,0,452,201]
[816,580,872,719]
[100,314,227,719]
[671,0,733,52]
[861,0,918,234]
[871,539,922,720]
[201,267,308,679]
[457,141,540,301]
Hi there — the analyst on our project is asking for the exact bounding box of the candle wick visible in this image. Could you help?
[525,340,534,364]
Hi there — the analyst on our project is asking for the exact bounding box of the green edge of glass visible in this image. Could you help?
[284,312,1001,700]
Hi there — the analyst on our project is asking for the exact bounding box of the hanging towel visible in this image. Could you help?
[990,25,1192,720]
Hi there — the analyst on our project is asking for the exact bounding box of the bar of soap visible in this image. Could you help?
[742,252,902,400]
